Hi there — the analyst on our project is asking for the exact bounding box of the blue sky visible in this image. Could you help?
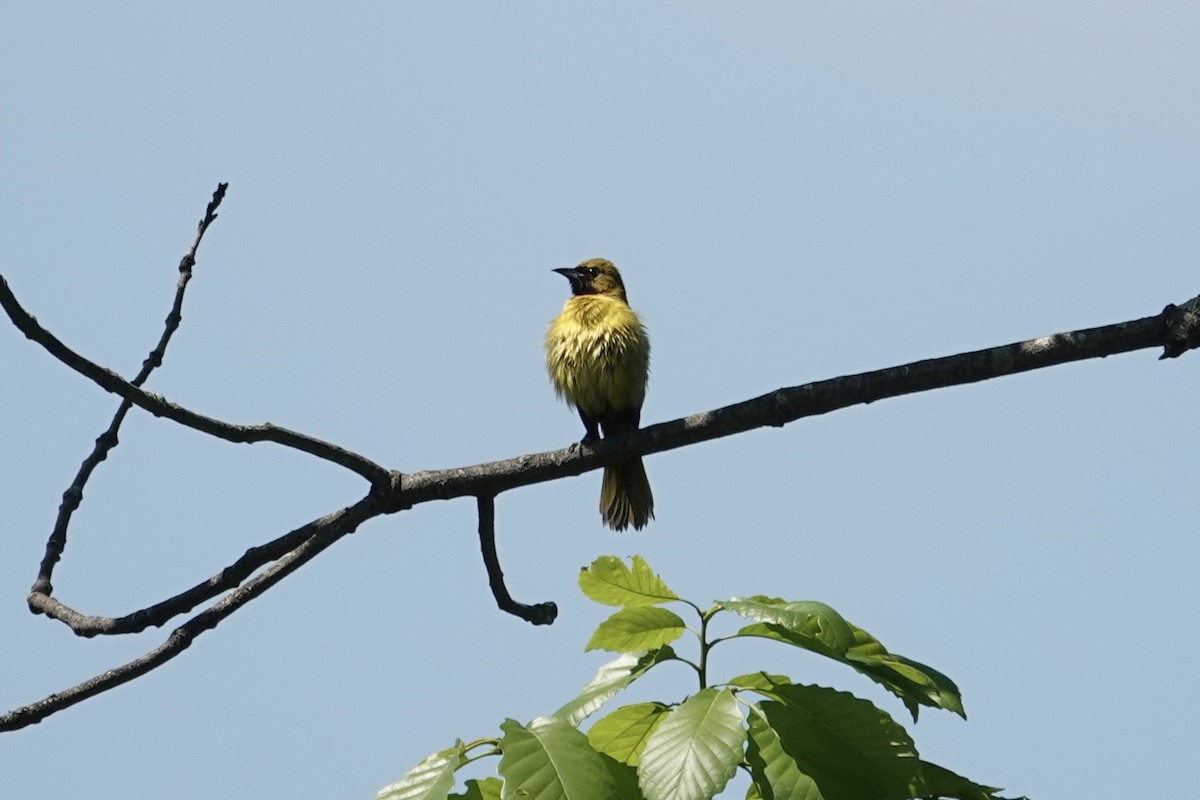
[2,4,1197,798]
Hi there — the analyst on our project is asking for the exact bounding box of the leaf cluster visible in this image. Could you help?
[378,556,1024,800]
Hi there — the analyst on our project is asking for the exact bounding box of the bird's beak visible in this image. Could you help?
[553,266,587,293]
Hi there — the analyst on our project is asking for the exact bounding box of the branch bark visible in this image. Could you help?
[394,310,1174,505]
[0,494,381,731]
[476,494,558,625]
[31,183,227,601]
[2,185,1195,731]
[0,273,389,487]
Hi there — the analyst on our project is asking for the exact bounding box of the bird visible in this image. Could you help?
[545,258,654,531]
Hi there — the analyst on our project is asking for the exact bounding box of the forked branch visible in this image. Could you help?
[1,184,1195,731]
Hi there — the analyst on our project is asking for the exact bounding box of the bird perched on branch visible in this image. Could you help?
[545,258,654,531]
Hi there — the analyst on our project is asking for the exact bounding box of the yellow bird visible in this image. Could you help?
[545,258,654,531]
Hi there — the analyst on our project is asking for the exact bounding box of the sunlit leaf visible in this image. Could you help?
[498,718,618,800]
[845,625,965,720]
[737,619,965,721]
[736,623,838,659]
[745,706,825,800]
[587,702,670,766]
[586,607,688,653]
[760,683,923,800]
[722,598,855,656]
[639,688,745,800]
[378,741,464,800]
[579,555,679,607]
[552,647,676,726]
[726,672,793,692]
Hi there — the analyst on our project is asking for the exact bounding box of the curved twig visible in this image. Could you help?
[1,493,381,732]
[476,494,557,626]
[27,498,390,635]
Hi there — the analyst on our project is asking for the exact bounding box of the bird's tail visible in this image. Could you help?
[600,457,655,531]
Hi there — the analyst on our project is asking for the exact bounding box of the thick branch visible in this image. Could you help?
[4,245,1192,726]
[396,309,1176,505]
[1161,295,1200,359]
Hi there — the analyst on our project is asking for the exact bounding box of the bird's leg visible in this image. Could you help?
[577,409,601,447]
[599,409,640,441]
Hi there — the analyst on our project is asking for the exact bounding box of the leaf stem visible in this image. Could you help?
[698,607,718,689]
[461,737,500,753]
[460,750,501,768]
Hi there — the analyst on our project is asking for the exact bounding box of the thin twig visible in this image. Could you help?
[28,502,378,634]
[476,495,557,625]
[0,275,390,487]
[18,184,385,641]
[0,493,380,732]
[30,183,228,598]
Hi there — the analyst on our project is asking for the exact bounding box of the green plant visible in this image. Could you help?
[378,556,1022,800]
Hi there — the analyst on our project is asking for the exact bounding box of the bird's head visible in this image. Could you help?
[553,258,629,302]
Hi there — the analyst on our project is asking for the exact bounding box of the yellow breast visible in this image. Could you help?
[545,294,650,417]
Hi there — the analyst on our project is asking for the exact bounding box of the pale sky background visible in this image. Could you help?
[2,4,1198,799]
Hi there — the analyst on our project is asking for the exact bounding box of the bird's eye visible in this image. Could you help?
[583,267,598,277]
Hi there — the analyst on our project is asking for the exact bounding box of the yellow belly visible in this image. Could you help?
[545,295,649,418]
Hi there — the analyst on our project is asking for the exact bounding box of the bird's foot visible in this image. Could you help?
[569,432,600,454]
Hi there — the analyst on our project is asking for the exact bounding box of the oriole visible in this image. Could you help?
[545,258,654,531]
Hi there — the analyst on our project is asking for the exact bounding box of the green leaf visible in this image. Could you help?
[726,672,794,692]
[377,741,464,800]
[449,778,503,800]
[601,754,647,800]
[845,625,966,721]
[587,702,670,766]
[553,648,676,726]
[919,761,1019,800]
[745,706,825,800]
[638,688,746,800]
[759,683,924,800]
[722,598,855,657]
[736,623,839,659]
[737,618,965,721]
[586,607,688,653]
[579,556,679,607]
[498,718,619,800]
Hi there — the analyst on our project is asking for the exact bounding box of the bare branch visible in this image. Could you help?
[0,493,380,732]
[2,301,1185,726]
[0,274,390,487]
[27,498,380,635]
[1160,295,1200,359]
[476,495,557,625]
[397,308,1176,506]
[3,187,1190,733]
[8,184,388,647]
[30,183,229,598]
